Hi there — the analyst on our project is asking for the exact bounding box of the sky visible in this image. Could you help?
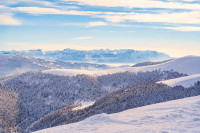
[0,0,200,57]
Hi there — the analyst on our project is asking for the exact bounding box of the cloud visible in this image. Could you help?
[13,6,200,25]
[63,21,130,28]
[164,26,200,31]
[73,36,94,40]
[63,21,107,27]
[2,1,200,28]
[0,5,7,9]
[100,11,200,24]
[174,0,199,2]
[87,21,107,27]
[0,14,21,25]
[0,0,56,7]
[14,7,100,15]
[63,22,86,26]
[62,0,200,10]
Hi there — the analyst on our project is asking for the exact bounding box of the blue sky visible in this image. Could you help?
[0,0,200,57]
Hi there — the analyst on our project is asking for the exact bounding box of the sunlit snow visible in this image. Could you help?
[34,96,200,133]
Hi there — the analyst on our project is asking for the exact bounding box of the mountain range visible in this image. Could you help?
[0,49,171,63]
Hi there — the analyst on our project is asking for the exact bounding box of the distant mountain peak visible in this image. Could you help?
[0,49,171,63]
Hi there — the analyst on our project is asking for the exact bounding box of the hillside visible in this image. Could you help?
[34,95,200,133]
[132,59,172,67]
[0,49,171,63]
[0,70,186,132]
[159,74,200,87]
[0,85,19,133]
[137,56,200,75]
[43,56,200,76]
[0,54,112,76]
[0,55,200,133]
[29,81,200,132]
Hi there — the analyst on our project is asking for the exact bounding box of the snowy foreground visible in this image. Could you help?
[44,56,200,76]
[34,96,200,133]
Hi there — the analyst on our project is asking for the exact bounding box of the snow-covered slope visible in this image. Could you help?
[44,56,200,76]
[159,74,200,87]
[44,69,96,77]
[33,95,200,133]
[0,54,113,76]
[137,55,200,75]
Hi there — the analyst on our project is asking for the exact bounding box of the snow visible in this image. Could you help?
[33,96,200,133]
[43,56,200,76]
[43,69,96,77]
[73,101,95,111]
[159,74,200,87]
[138,55,200,75]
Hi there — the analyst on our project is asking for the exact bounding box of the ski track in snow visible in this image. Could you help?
[33,96,200,133]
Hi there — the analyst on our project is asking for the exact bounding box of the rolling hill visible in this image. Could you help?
[159,74,200,88]
[0,55,199,133]
[0,54,112,76]
[34,95,200,133]
[43,56,200,77]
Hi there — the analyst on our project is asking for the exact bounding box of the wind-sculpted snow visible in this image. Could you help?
[34,95,200,133]
[0,54,112,76]
[0,70,185,132]
[0,49,171,63]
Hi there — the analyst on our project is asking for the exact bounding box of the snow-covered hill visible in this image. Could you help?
[0,54,112,76]
[159,74,200,87]
[44,69,96,77]
[44,56,200,76]
[137,55,200,75]
[0,70,186,132]
[0,49,171,63]
[34,95,200,133]
[1,55,199,132]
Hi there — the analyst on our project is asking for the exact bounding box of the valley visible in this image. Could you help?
[0,52,199,133]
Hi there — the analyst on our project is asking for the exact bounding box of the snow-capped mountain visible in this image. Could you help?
[0,49,171,63]
[0,54,112,76]
[34,95,200,133]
